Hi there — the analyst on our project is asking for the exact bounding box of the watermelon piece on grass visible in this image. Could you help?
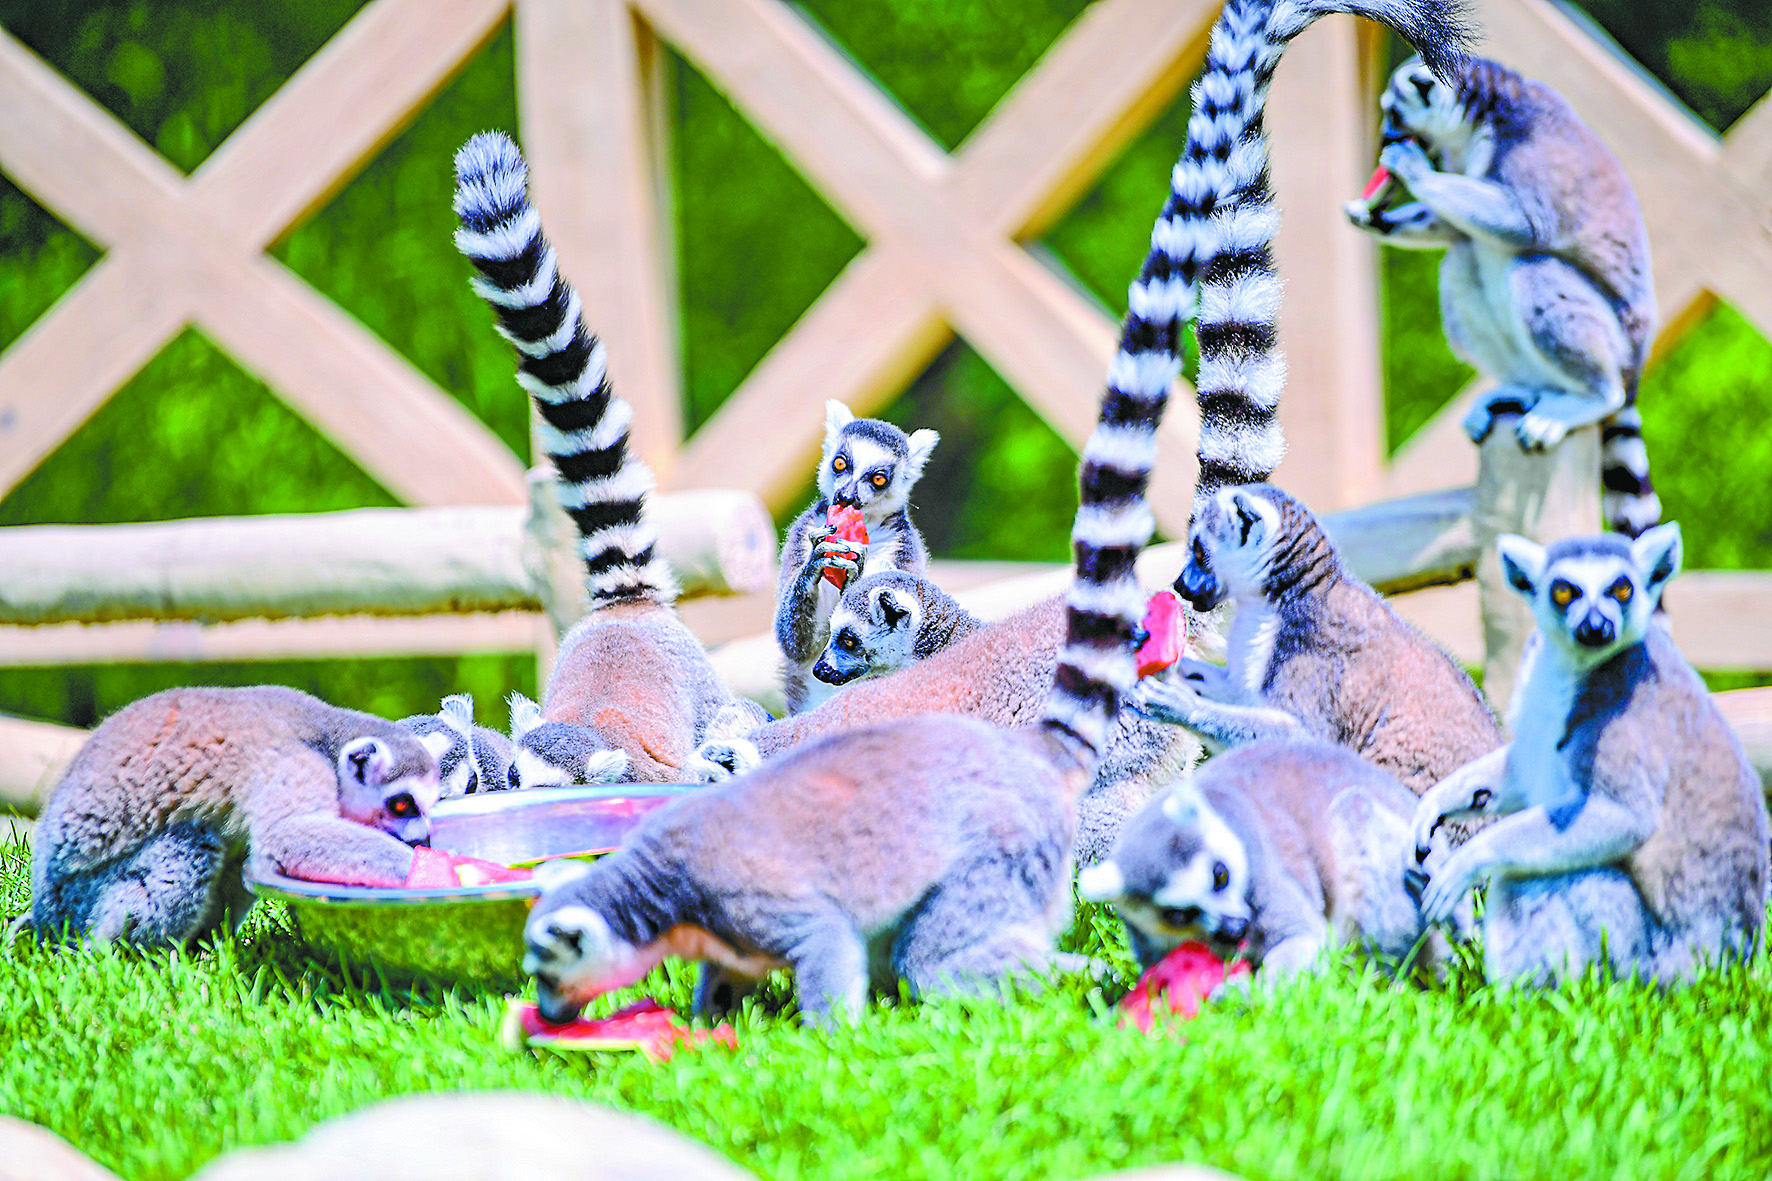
[821,504,869,590]
[503,997,737,1062]
[1117,941,1251,1033]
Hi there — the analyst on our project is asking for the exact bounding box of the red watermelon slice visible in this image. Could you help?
[821,504,869,590]
[1135,590,1187,679]
[503,997,737,1062]
[1118,941,1251,1032]
[401,846,532,889]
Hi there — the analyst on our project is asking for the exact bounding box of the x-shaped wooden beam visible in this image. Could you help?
[553,0,1230,536]
[0,0,527,506]
[1384,0,1772,498]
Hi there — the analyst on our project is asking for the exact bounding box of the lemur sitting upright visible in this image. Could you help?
[1344,55,1659,537]
[1133,483,1501,796]
[398,694,515,799]
[1410,525,1769,987]
[775,402,939,714]
[25,687,450,947]
[1081,738,1450,980]
[454,132,768,786]
[518,0,1473,1027]
[801,570,985,710]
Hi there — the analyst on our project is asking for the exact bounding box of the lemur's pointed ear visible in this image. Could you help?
[823,400,855,453]
[339,737,392,788]
[531,858,593,893]
[875,587,913,631]
[508,692,543,740]
[417,730,454,764]
[583,748,630,784]
[1229,490,1265,545]
[1161,780,1205,826]
[1496,534,1545,600]
[905,429,939,479]
[1632,522,1682,602]
[1076,860,1126,903]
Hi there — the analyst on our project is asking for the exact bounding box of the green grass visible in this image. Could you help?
[4,829,1770,1181]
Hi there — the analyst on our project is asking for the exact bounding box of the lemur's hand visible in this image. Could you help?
[1416,838,1488,925]
[1379,138,1433,188]
[811,535,865,583]
[1130,674,1209,728]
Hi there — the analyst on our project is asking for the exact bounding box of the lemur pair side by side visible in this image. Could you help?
[776,402,941,715]
[517,0,1474,1025]
[1346,54,1660,537]
[1409,526,1768,987]
[397,694,514,799]
[24,687,451,947]
[453,134,769,788]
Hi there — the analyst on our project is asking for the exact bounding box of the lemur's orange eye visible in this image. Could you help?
[1609,580,1633,604]
[1550,581,1577,609]
[833,456,847,472]
[387,793,418,818]
[871,473,887,488]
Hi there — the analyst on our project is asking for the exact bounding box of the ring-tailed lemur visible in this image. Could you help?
[1344,56,1660,537]
[398,694,516,799]
[801,571,985,710]
[1132,483,1501,794]
[454,132,768,785]
[1409,525,1769,987]
[24,687,450,947]
[775,402,939,715]
[1081,738,1453,980]
[519,0,1473,1026]
[694,0,1473,852]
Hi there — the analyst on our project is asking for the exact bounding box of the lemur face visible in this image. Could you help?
[813,582,920,686]
[1346,57,1489,239]
[507,693,631,789]
[1176,487,1281,611]
[523,861,651,1024]
[817,400,938,518]
[335,733,448,846]
[1079,783,1252,965]
[1498,523,1681,665]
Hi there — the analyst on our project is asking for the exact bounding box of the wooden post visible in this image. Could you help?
[1471,414,1601,718]
[0,712,87,815]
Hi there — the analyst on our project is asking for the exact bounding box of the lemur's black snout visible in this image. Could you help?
[1574,611,1615,649]
[811,659,859,686]
[1216,915,1249,944]
[1175,561,1223,613]
[534,981,584,1026]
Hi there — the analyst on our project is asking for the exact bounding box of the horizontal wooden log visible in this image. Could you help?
[0,712,87,814]
[1715,687,1772,799]
[0,611,547,669]
[0,491,778,627]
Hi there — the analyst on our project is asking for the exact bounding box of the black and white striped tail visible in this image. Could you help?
[1175,0,1472,516]
[1044,0,1472,766]
[453,131,676,606]
[1601,405,1661,538]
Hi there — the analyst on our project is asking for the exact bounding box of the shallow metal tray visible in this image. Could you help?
[248,785,698,987]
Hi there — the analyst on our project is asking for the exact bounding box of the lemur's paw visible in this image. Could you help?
[687,738,761,784]
[1515,412,1568,452]
[1461,401,1497,444]
[1378,138,1432,186]
[1130,676,1203,726]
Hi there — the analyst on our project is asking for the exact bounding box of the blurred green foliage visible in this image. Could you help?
[0,0,1769,727]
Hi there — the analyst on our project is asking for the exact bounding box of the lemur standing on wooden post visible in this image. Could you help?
[774,403,938,715]
[1344,55,1660,537]
[454,132,768,786]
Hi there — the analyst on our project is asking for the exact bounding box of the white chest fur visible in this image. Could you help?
[1504,643,1584,813]
[1227,597,1282,702]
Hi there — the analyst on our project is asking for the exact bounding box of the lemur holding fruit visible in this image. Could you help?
[1343,55,1660,537]
[774,401,940,714]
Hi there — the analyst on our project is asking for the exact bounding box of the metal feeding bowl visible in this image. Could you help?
[248,784,697,988]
